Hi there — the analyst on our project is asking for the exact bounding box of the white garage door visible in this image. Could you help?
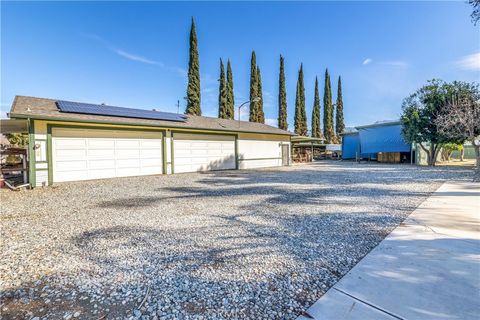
[173,133,236,173]
[52,128,163,182]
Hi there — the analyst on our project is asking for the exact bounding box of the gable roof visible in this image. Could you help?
[355,120,401,130]
[9,96,294,136]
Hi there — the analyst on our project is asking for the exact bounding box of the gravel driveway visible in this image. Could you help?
[0,161,472,320]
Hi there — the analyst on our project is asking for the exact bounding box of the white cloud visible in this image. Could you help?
[362,58,372,65]
[113,49,160,65]
[80,32,186,75]
[363,58,409,68]
[455,52,480,71]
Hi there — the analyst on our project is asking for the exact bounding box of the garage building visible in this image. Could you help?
[9,96,293,187]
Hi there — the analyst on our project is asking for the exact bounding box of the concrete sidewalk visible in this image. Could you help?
[299,181,480,320]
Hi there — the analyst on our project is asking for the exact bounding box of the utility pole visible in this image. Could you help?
[177,100,180,114]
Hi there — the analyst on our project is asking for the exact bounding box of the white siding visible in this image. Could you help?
[35,170,48,187]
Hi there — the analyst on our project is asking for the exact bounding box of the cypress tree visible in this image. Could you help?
[311,77,321,138]
[256,66,265,123]
[335,76,345,138]
[294,64,308,136]
[185,17,201,115]
[218,59,228,119]
[278,55,288,130]
[226,60,235,119]
[249,51,258,122]
[323,69,334,143]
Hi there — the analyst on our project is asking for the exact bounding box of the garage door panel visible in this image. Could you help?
[56,160,88,171]
[141,140,162,148]
[88,139,115,148]
[141,148,162,157]
[173,133,236,173]
[192,149,209,155]
[141,158,162,166]
[57,170,89,182]
[116,149,140,158]
[116,167,141,177]
[141,166,163,174]
[89,159,116,169]
[116,140,140,148]
[116,159,141,168]
[88,148,115,158]
[55,139,86,148]
[52,128,163,182]
[55,149,88,159]
[88,169,117,179]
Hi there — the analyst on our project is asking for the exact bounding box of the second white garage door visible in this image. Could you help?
[173,133,236,173]
[52,128,163,182]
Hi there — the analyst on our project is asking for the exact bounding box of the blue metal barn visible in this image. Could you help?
[342,121,411,160]
[341,132,360,159]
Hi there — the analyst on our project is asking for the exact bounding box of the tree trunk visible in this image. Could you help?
[460,148,465,162]
[428,144,437,166]
[472,139,480,182]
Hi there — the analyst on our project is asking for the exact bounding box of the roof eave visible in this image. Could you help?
[9,113,295,136]
[355,120,401,130]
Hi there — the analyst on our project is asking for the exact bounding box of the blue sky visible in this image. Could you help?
[2,1,479,130]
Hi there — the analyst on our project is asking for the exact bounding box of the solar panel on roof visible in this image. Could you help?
[56,100,187,122]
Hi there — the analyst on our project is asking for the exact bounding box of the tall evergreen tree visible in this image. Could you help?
[335,76,345,138]
[278,55,288,130]
[294,64,308,136]
[218,59,228,119]
[311,77,321,138]
[323,69,334,142]
[185,17,201,115]
[256,66,265,123]
[249,51,259,122]
[226,60,235,119]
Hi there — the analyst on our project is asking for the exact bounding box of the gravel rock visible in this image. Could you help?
[0,162,471,319]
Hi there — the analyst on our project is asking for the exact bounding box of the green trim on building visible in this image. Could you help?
[47,125,53,185]
[170,132,175,174]
[28,119,36,188]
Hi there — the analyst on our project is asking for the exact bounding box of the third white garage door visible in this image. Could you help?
[173,133,236,173]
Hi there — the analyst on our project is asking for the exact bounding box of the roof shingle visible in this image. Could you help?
[10,96,294,136]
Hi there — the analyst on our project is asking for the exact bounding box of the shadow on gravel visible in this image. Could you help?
[2,162,474,319]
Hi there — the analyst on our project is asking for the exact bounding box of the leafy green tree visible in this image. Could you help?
[294,64,308,136]
[218,59,228,118]
[256,66,265,123]
[226,60,235,119]
[311,77,321,138]
[249,51,259,122]
[185,17,201,115]
[401,79,465,166]
[335,76,345,139]
[278,55,288,130]
[323,69,335,143]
